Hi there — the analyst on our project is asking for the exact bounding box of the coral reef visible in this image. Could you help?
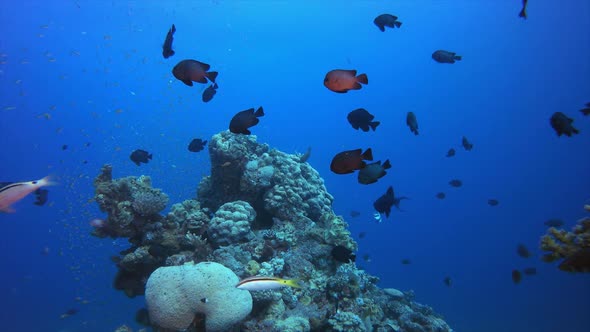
[92,131,453,331]
[541,204,590,272]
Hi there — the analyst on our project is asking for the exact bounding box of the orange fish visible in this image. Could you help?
[0,176,54,213]
[172,59,218,86]
[324,69,368,93]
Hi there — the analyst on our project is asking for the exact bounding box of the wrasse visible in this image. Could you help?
[0,176,54,213]
[236,276,300,291]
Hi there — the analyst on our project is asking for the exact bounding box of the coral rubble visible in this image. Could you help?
[92,131,453,331]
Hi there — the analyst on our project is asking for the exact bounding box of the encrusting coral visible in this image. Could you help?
[92,131,454,331]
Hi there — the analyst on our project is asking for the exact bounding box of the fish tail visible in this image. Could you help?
[369,121,380,131]
[395,21,402,28]
[454,55,462,61]
[356,73,368,85]
[519,8,527,19]
[207,71,218,83]
[572,128,580,134]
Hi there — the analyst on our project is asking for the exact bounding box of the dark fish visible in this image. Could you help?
[331,245,356,263]
[523,267,537,276]
[135,308,151,326]
[488,199,499,206]
[299,147,312,163]
[558,248,590,273]
[580,102,590,116]
[511,269,522,284]
[200,297,208,303]
[347,108,380,132]
[443,276,452,287]
[373,14,402,32]
[33,188,48,206]
[461,136,473,151]
[324,69,368,93]
[519,0,528,19]
[162,24,176,59]
[62,144,68,150]
[188,138,207,153]
[60,308,79,319]
[130,149,152,166]
[446,148,456,157]
[550,112,579,137]
[436,192,446,199]
[449,179,462,187]
[173,59,218,86]
[432,50,462,64]
[350,210,360,218]
[401,258,411,265]
[358,231,366,239]
[362,253,371,262]
[330,148,373,174]
[358,159,391,185]
[85,142,91,147]
[229,106,264,135]
[202,83,218,103]
[374,186,394,217]
[544,219,564,227]
[406,112,419,135]
[516,243,532,258]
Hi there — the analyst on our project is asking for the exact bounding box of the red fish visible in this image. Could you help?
[0,176,54,213]
[172,59,218,86]
[330,148,373,174]
[324,69,368,93]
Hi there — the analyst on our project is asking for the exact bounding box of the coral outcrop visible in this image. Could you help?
[92,131,453,331]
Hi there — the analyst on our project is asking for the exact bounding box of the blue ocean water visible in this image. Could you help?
[1,1,589,331]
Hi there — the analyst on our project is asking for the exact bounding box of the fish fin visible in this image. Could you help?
[351,123,360,130]
[207,71,218,83]
[352,82,362,90]
[169,50,175,57]
[362,148,373,161]
[454,55,462,61]
[197,61,211,71]
[148,154,153,160]
[382,159,391,169]
[361,125,369,132]
[243,129,251,135]
[1,206,16,213]
[572,128,580,134]
[377,25,385,32]
[369,121,380,131]
[395,21,402,28]
[255,107,264,117]
[519,8,527,19]
[213,82,218,89]
[171,24,176,33]
[182,80,193,87]
[356,73,368,84]
[196,76,208,84]
[386,186,393,196]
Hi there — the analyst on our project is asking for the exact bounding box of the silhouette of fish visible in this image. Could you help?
[162,24,176,59]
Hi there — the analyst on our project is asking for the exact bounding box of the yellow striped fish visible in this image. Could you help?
[236,276,300,291]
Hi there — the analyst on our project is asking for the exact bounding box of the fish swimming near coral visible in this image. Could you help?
[461,136,473,151]
[519,0,529,19]
[358,159,391,185]
[130,149,152,166]
[202,82,218,103]
[298,146,312,163]
[324,69,368,93]
[0,176,54,213]
[330,148,373,174]
[347,108,380,132]
[236,276,301,291]
[332,245,356,263]
[432,50,462,64]
[173,59,218,86]
[162,24,176,59]
[516,243,532,258]
[406,112,419,135]
[373,14,402,32]
[229,106,264,135]
[550,112,579,137]
[188,138,207,153]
